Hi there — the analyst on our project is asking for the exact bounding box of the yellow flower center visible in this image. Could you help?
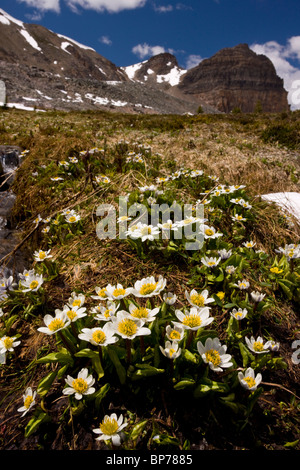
[190,293,205,307]
[97,288,107,298]
[24,395,34,409]
[92,330,106,344]
[205,228,214,236]
[29,280,39,290]
[72,378,88,394]
[38,252,46,259]
[118,318,137,337]
[141,226,152,236]
[205,349,221,367]
[66,309,77,321]
[169,348,176,358]
[139,282,157,296]
[234,312,243,319]
[253,341,264,352]
[3,337,13,349]
[104,309,112,318]
[169,330,181,340]
[131,307,149,319]
[243,376,256,388]
[68,216,77,223]
[72,299,81,307]
[113,288,126,297]
[182,313,202,328]
[208,261,216,267]
[48,318,65,332]
[216,292,225,300]
[240,282,247,288]
[100,417,119,436]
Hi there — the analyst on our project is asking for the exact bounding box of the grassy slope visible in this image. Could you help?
[0,108,299,450]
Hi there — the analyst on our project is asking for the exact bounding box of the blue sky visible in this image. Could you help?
[1,0,300,107]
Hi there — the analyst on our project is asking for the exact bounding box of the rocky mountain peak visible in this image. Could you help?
[178,43,289,113]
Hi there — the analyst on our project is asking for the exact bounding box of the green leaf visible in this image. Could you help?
[131,364,164,380]
[107,347,126,384]
[181,349,198,364]
[24,411,51,438]
[37,371,57,398]
[129,419,148,442]
[174,379,196,390]
[239,341,253,367]
[193,378,229,398]
[284,440,299,448]
[37,349,74,366]
[94,383,110,410]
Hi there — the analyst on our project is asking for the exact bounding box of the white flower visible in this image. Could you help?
[96,174,111,184]
[65,213,81,223]
[33,249,53,262]
[185,288,214,309]
[129,223,160,242]
[93,413,128,446]
[33,214,42,226]
[78,323,118,347]
[105,283,132,300]
[51,176,64,181]
[0,275,14,290]
[0,335,21,354]
[218,249,232,260]
[159,340,182,359]
[0,308,4,317]
[267,340,280,352]
[63,368,95,400]
[201,256,221,268]
[225,265,237,274]
[20,272,44,292]
[91,286,109,301]
[233,279,250,290]
[163,292,177,305]
[197,337,233,372]
[275,244,300,260]
[93,301,118,321]
[238,367,262,391]
[59,305,87,323]
[201,225,223,239]
[37,311,71,335]
[230,308,248,320]
[131,275,166,298]
[174,307,214,331]
[250,291,266,303]
[177,216,203,228]
[243,240,256,248]
[231,214,247,222]
[165,324,184,342]
[68,292,85,308]
[128,303,159,323]
[157,220,179,233]
[110,310,151,340]
[17,387,37,417]
[245,336,271,354]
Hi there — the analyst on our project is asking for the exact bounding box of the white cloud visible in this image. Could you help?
[153,4,173,12]
[99,35,112,45]
[132,43,166,59]
[185,54,203,69]
[64,0,147,13]
[18,0,60,13]
[250,37,300,110]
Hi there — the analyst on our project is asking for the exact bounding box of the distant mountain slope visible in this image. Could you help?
[0,9,289,114]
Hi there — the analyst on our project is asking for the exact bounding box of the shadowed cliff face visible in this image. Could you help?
[178,44,289,113]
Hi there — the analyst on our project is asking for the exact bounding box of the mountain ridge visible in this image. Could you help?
[0,9,289,114]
